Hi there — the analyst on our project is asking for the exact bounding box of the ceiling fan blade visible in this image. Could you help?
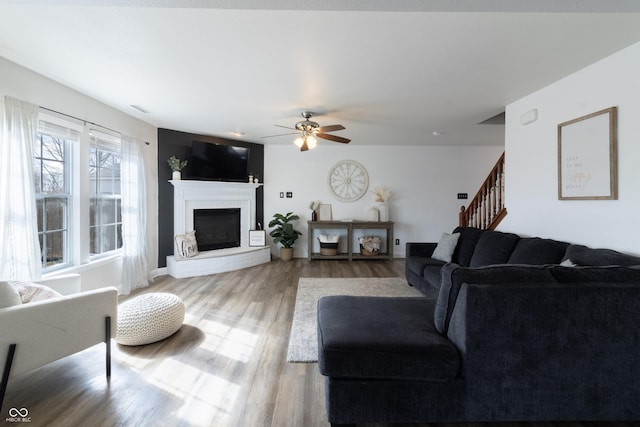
[274,124,297,130]
[261,132,299,139]
[300,139,309,151]
[316,132,351,144]
[317,124,345,133]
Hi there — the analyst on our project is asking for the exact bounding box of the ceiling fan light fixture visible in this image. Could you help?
[294,136,304,148]
[306,135,317,150]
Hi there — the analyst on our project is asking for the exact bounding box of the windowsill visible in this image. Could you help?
[42,251,123,279]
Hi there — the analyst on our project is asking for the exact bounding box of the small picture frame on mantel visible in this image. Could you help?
[249,230,266,247]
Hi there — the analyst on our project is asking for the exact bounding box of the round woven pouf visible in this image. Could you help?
[116,293,185,346]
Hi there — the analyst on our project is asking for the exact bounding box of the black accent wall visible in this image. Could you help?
[157,128,264,268]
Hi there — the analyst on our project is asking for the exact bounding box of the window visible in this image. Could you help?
[34,122,74,270]
[34,114,123,272]
[89,132,122,257]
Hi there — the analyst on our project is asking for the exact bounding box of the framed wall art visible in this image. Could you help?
[557,106,618,200]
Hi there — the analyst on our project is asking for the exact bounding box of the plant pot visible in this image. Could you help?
[280,247,294,261]
[172,170,182,180]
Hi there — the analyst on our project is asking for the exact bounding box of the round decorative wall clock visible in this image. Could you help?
[327,160,369,202]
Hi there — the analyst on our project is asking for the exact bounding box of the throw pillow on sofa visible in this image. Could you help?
[11,281,62,303]
[0,281,22,308]
[432,232,460,263]
[562,244,640,266]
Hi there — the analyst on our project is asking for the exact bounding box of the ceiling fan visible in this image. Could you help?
[262,111,351,151]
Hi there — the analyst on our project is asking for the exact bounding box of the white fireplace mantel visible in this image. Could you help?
[167,180,269,278]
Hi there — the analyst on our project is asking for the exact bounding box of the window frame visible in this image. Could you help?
[89,130,123,259]
[34,120,75,272]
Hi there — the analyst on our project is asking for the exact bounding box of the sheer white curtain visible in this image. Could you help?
[0,96,42,280]
[120,135,150,295]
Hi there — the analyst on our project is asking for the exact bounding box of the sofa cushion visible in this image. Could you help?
[451,227,484,266]
[432,232,460,263]
[318,296,460,382]
[0,281,22,308]
[423,266,444,292]
[562,244,640,266]
[469,230,520,267]
[507,237,570,265]
[435,264,557,335]
[549,265,640,283]
[11,281,62,303]
[406,256,446,278]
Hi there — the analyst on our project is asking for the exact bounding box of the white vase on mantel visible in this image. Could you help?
[172,171,181,180]
[377,203,389,221]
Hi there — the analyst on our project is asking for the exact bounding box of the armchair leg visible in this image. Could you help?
[105,316,111,379]
[1,343,17,413]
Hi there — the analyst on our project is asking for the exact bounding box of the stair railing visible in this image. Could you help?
[459,152,507,230]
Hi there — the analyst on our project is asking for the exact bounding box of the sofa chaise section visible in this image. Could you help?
[318,264,640,425]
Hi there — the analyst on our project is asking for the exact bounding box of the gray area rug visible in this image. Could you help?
[287,277,422,363]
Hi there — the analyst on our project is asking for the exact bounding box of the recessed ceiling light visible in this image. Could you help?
[432,131,444,136]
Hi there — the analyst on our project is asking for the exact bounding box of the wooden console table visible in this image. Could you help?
[307,220,394,261]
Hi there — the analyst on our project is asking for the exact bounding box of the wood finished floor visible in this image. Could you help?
[4,258,640,427]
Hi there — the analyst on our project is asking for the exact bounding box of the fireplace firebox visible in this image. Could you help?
[193,208,241,251]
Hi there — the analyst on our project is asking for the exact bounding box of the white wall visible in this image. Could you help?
[500,41,640,256]
[0,57,159,289]
[264,144,504,258]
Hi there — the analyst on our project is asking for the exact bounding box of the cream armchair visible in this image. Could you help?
[0,274,117,411]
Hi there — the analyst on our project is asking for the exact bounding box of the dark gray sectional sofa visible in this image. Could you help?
[317,227,640,426]
[406,226,640,298]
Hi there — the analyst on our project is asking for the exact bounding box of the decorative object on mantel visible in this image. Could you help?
[309,200,320,221]
[371,186,392,221]
[248,174,254,183]
[359,235,381,256]
[268,212,302,261]
[167,155,188,180]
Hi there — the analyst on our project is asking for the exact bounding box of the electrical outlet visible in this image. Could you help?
[280,192,284,198]
[286,192,293,198]
[395,239,400,246]
[457,193,468,200]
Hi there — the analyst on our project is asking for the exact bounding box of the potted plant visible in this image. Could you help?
[268,212,302,261]
[167,155,188,180]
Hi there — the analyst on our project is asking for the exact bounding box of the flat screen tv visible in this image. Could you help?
[189,141,250,182]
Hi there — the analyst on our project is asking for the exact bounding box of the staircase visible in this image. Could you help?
[459,152,507,230]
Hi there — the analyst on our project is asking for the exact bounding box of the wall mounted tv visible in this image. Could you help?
[189,141,250,182]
